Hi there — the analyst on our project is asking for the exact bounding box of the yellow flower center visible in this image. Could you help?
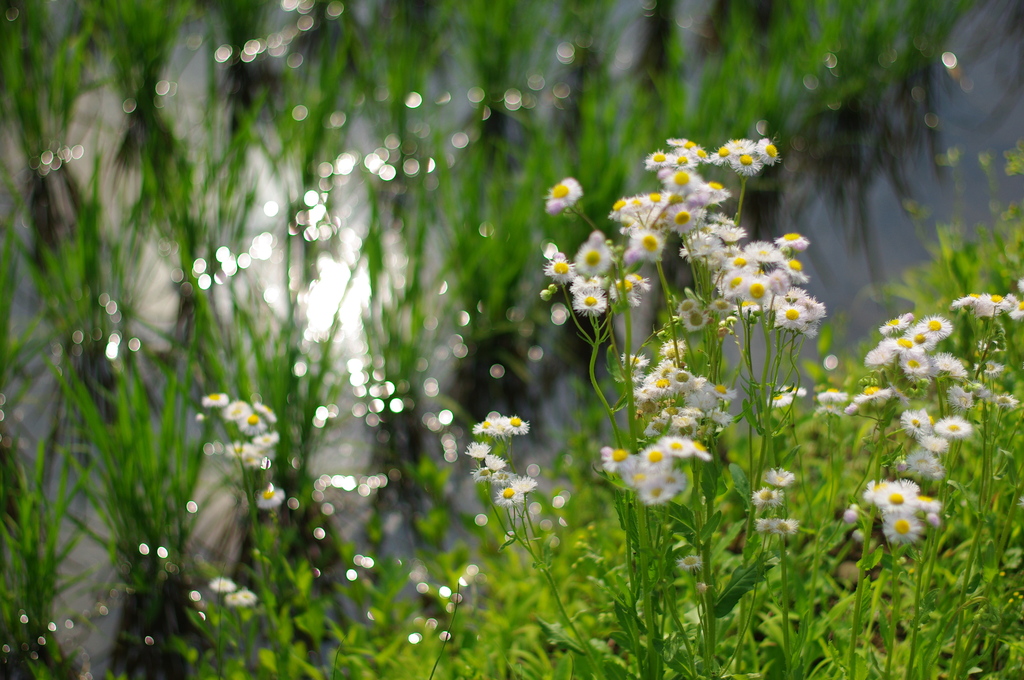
[788,259,802,271]
[612,199,626,211]
[897,338,914,349]
[552,184,569,199]
[674,211,691,225]
[655,379,671,389]
[649,193,662,202]
[208,394,219,400]
[673,171,690,186]
[913,334,927,345]
[733,257,747,267]
[510,417,522,427]
[948,424,960,432]
[715,384,728,394]
[262,488,276,500]
[1018,301,1024,311]
[648,450,663,463]
[864,386,880,396]
[585,251,601,266]
[784,233,800,241]
[247,414,260,425]
[642,235,659,252]
[907,360,920,369]
[612,448,628,462]
[992,295,1004,303]
[919,495,933,502]
[739,154,754,166]
[730,276,744,288]
[749,283,766,299]
[785,309,800,320]
[632,473,647,484]
[553,261,569,275]
[889,493,904,505]
[765,144,778,157]
[927,320,942,331]
[886,319,900,326]
[697,149,708,158]
[502,488,516,499]
[717,146,730,157]
[684,141,696,149]
[894,519,911,534]
[584,296,598,307]
[694,442,707,452]
[652,153,666,162]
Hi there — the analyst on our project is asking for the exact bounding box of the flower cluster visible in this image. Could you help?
[753,468,799,537]
[600,435,711,506]
[466,413,537,508]
[860,479,942,545]
[202,394,284,510]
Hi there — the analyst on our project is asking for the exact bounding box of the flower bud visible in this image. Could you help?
[842,507,859,524]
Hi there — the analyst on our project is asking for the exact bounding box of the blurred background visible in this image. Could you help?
[1,0,1022,677]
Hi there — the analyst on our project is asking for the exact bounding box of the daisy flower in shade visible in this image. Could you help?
[918,434,950,455]
[872,479,920,513]
[1010,298,1024,321]
[572,289,608,316]
[660,168,703,198]
[817,389,849,405]
[510,475,538,495]
[466,442,491,459]
[852,385,893,406]
[545,177,583,215]
[728,151,764,177]
[241,449,269,469]
[883,515,924,545]
[658,436,712,462]
[914,316,953,341]
[240,412,269,436]
[638,476,685,505]
[755,518,781,534]
[947,385,974,412]
[900,409,933,439]
[982,361,1005,378]
[933,352,968,379]
[629,229,666,262]
[251,432,279,449]
[473,414,509,438]
[252,402,277,424]
[495,486,525,508]
[574,232,612,277]
[256,485,285,510]
[209,577,237,594]
[751,487,784,510]
[543,252,575,284]
[933,416,973,440]
[224,588,258,608]
[677,554,703,572]
[764,468,795,488]
[755,138,781,166]
[993,393,1020,409]
[775,519,800,536]
[601,446,631,473]
[879,313,914,337]
[223,400,254,422]
[506,416,529,436]
[202,393,230,408]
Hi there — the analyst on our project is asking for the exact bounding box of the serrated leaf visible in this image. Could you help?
[714,560,772,618]
[669,502,698,542]
[730,463,750,507]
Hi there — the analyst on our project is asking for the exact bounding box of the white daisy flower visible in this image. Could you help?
[240,413,269,436]
[751,487,784,510]
[256,486,285,510]
[545,178,583,215]
[677,554,703,572]
[223,400,253,422]
[573,231,612,277]
[933,416,973,440]
[883,514,924,544]
[224,588,258,608]
[465,442,491,459]
[764,468,795,488]
[202,393,231,408]
[209,577,237,594]
[251,432,280,449]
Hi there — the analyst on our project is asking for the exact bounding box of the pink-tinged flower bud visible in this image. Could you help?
[843,507,859,524]
[623,247,644,266]
[696,582,708,594]
[844,404,859,415]
[926,512,941,528]
[896,462,908,472]
[600,446,613,458]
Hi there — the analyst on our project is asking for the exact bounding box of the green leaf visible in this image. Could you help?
[538,618,585,655]
[857,546,883,571]
[700,511,722,544]
[729,463,750,507]
[669,503,698,542]
[715,560,773,618]
[553,653,574,680]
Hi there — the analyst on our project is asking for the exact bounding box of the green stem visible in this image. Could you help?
[780,537,792,676]
[886,548,903,680]
[904,551,925,680]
